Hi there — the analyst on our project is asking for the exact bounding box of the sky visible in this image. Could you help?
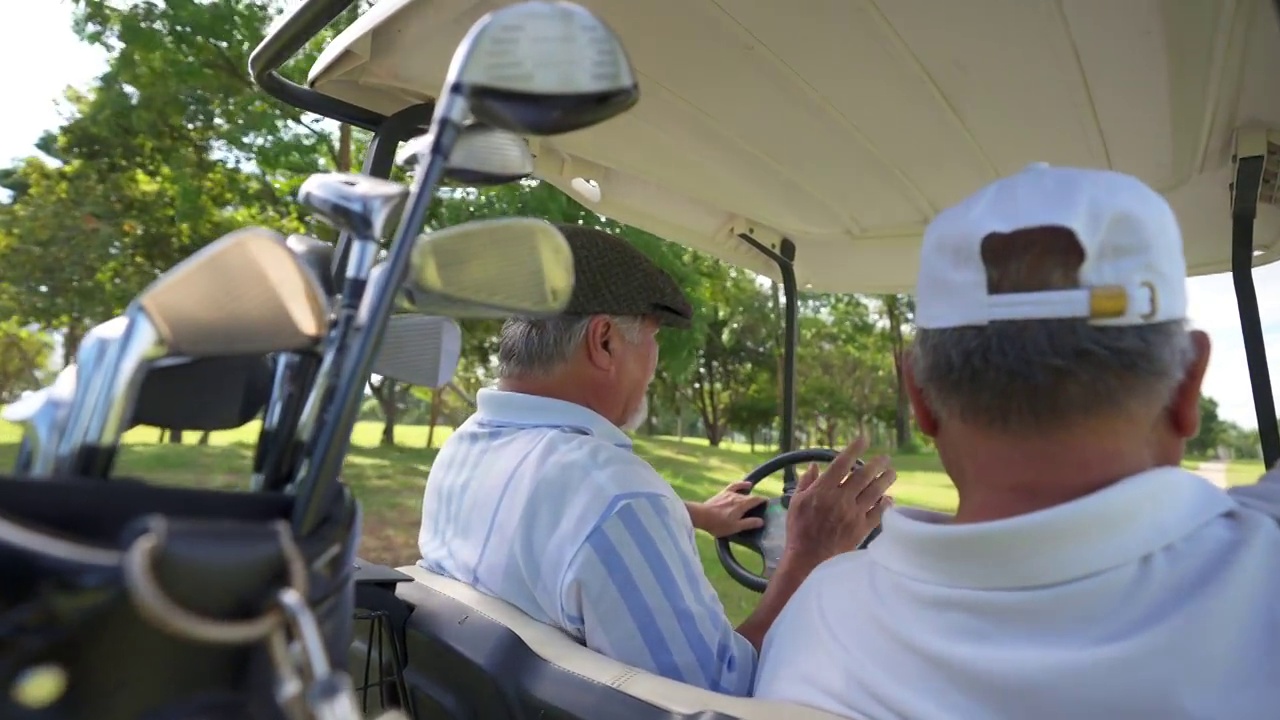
[4,1,1280,429]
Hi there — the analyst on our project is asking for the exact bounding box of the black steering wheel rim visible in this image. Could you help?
[715,448,839,594]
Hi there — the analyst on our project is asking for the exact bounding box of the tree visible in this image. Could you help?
[1188,395,1228,458]
[724,368,777,452]
[682,260,774,446]
[875,294,916,449]
[795,295,896,447]
[0,1,358,357]
[0,322,54,403]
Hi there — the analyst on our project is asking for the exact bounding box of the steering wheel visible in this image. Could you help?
[715,448,883,593]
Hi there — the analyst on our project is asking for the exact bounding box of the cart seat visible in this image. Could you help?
[383,563,853,720]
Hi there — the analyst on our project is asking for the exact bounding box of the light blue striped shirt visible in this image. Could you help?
[418,388,757,695]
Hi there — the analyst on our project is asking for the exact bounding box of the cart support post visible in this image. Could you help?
[737,234,799,490]
[1231,132,1280,469]
[331,103,435,281]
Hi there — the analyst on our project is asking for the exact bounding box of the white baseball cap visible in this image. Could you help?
[915,162,1187,330]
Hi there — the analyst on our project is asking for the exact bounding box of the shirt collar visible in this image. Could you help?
[869,466,1236,589]
[474,388,633,449]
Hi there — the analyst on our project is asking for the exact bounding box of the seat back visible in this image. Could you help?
[349,562,852,720]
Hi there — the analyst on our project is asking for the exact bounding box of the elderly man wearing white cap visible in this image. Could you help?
[751,164,1280,719]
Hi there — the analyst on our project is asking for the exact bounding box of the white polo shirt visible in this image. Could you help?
[418,388,757,695]
[753,466,1280,719]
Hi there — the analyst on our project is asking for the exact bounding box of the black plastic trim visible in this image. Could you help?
[247,0,386,130]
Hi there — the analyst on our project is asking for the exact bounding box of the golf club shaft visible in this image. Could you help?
[292,119,462,535]
[253,352,321,491]
[281,232,377,482]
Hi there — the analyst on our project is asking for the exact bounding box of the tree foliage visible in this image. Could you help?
[0,322,54,404]
[0,0,364,356]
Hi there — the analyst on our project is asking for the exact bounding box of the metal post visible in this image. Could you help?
[737,234,799,490]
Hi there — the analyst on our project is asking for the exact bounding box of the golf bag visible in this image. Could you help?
[0,475,362,720]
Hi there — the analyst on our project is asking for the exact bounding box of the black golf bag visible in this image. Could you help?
[0,475,361,720]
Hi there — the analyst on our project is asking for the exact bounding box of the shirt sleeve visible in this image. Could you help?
[1228,464,1280,521]
[558,493,758,696]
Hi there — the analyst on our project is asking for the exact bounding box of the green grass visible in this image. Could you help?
[1225,459,1268,488]
[0,420,956,624]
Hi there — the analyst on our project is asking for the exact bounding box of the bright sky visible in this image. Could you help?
[4,1,1279,429]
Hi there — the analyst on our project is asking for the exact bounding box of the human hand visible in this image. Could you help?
[688,481,768,538]
[784,436,895,567]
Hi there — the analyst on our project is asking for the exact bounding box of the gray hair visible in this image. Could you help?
[498,314,646,378]
[910,226,1197,433]
[911,320,1196,433]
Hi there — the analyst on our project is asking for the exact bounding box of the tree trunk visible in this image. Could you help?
[157,428,166,443]
[169,429,184,444]
[367,378,400,447]
[198,431,211,446]
[381,414,396,446]
[693,353,723,446]
[337,123,352,172]
[707,423,723,447]
[887,297,911,449]
[645,388,656,436]
[748,428,756,453]
[426,388,443,449]
[63,323,85,365]
[824,420,839,448]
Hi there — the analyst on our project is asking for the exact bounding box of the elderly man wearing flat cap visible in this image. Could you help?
[417,224,891,696]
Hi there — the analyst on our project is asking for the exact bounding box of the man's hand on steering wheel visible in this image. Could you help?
[787,436,896,564]
[690,481,769,538]
[715,436,898,593]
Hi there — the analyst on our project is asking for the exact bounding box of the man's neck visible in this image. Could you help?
[941,419,1172,524]
[497,376,613,422]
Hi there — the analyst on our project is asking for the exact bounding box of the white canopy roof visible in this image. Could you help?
[308,0,1280,293]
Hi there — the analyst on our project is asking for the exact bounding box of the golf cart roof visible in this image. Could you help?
[306,0,1280,294]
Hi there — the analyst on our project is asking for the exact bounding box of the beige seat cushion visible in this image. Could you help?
[395,565,854,720]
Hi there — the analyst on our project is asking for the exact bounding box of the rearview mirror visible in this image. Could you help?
[405,217,574,318]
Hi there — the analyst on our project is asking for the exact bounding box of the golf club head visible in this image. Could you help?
[136,227,330,357]
[298,173,408,244]
[397,123,535,187]
[446,1,639,136]
[54,317,128,471]
[63,227,330,477]
[6,364,78,477]
[404,217,575,318]
[285,233,338,297]
[372,315,462,389]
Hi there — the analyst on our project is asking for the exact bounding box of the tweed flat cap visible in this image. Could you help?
[556,224,694,329]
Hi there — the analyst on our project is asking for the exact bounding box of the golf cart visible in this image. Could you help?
[249,0,1280,718]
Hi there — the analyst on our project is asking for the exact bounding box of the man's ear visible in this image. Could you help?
[903,349,939,437]
[1169,330,1212,439]
[582,315,617,372]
